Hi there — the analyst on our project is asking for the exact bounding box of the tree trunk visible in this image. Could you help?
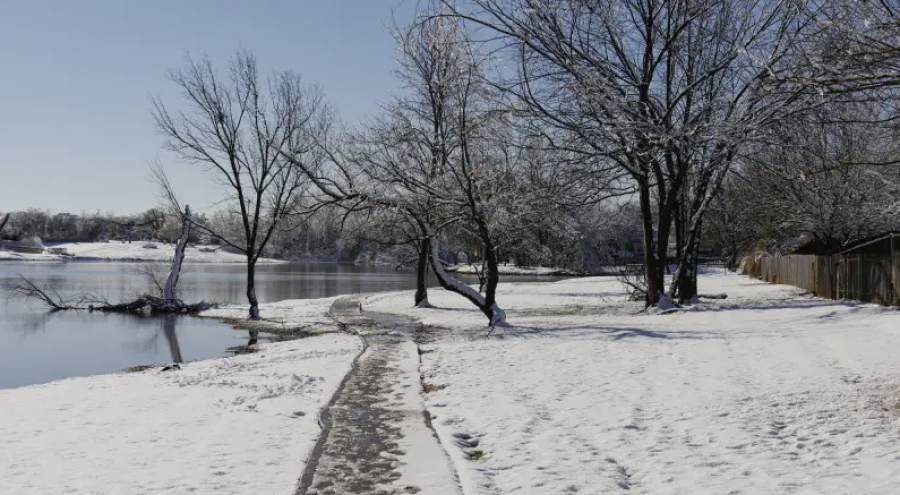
[670,153,733,302]
[414,238,430,307]
[247,258,260,320]
[673,198,684,276]
[656,206,673,296]
[482,232,501,317]
[638,180,662,306]
[163,206,191,305]
[423,222,506,326]
[675,222,701,303]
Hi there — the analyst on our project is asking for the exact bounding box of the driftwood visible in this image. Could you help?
[8,276,78,311]
[91,295,214,315]
[8,275,214,314]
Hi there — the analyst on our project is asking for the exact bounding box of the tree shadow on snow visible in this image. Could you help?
[691,299,864,314]
[504,324,708,341]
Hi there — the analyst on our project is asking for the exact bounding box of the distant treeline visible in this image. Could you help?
[0,203,649,271]
[0,207,365,262]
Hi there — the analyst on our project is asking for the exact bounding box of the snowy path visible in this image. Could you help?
[297,299,459,495]
[364,274,900,495]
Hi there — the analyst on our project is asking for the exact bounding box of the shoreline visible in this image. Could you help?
[0,255,598,277]
[7,274,900,493]
[0,256,286,264]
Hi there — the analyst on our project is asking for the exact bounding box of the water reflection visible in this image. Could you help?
[11,309,60,335]
[161,316,183,363]
[0,261,569,389]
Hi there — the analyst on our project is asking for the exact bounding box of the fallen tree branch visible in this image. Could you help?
[7,276,76,311]
[7,275,215,315]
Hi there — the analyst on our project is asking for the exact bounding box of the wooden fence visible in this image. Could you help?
[744,253,899,305]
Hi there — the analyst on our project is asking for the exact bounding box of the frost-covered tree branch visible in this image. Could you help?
[442,0,844,305]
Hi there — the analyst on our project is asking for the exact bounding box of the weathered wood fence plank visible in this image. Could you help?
[746,254,894,305]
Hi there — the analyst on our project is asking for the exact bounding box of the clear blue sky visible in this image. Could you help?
[0,0,417,215]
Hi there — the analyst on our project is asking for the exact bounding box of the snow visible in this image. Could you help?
[390,340,460,495]
[0,250,57,261]
[0,241,284,263]
[0,334,362,495]
[202,296,340,332]
[362,273,900,494]
[449,263,575,276]
[8,271,900,494]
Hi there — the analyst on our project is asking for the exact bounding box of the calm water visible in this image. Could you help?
[0,262,564,389]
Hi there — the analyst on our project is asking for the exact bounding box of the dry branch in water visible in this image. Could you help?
[6,275,215,315]
[7,276,77,311]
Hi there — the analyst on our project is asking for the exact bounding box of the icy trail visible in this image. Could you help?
[297,298,459,495]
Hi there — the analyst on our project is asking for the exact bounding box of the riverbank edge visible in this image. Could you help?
[0,254,596,275]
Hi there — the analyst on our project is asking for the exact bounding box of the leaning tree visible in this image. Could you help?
[152,50,328,319]
[280,9,526,326]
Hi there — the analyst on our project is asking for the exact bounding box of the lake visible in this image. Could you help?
[0,262,564,389]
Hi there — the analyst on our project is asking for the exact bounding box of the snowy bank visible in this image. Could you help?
[0,334,361,495]
[0,241,284,263]
[0,250,58,261]
[201,296,340,334]
[364,273,900,494]
[447,263,577,276]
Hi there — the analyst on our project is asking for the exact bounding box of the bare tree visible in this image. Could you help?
[711,106,900,258]
[352,8,525,325]
[151,51,327,319]
[794,1,900,95]
[444,0,834,305]
[278,8,521,326]
[163,205,191,304]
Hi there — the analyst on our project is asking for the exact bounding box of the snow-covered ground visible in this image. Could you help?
[448,263,576,276]
[7,272,900,494]
[202,296,341,334]
[0,249,58,261]
[362,274,900,495]
[0,241,284,263]
[0,334,361,495]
